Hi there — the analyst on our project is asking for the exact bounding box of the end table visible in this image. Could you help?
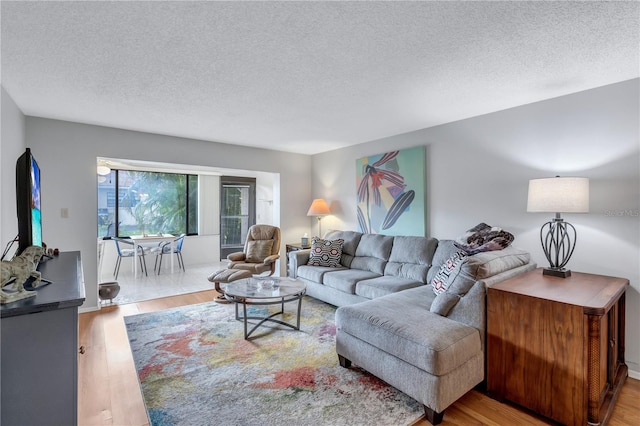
[487,268,628,426]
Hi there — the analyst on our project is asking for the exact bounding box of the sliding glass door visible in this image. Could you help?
[220,177,256,259]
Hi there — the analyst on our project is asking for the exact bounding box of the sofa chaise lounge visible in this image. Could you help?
[289,229,535,424]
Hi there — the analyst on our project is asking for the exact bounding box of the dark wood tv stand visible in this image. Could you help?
[487,268,628,426]
[1,251,85,426]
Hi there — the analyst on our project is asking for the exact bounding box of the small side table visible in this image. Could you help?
[285,243,311,276]
[487,268,629,426]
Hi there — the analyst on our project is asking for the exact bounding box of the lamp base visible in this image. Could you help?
[542,267,572,278]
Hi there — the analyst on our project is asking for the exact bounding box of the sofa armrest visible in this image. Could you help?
[446,261,536,352]
[288,249,311,278]
[482,261,536,288]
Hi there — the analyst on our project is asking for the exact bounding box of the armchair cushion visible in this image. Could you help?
[246,239,274,263]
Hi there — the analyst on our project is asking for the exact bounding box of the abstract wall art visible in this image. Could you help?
[356,146,425,236]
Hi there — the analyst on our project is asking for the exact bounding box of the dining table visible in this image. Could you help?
[130,234,175,277]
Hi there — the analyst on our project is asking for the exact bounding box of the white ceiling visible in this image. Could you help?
[2,1,638,155]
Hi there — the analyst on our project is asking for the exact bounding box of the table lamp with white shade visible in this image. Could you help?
[527,176,589,278]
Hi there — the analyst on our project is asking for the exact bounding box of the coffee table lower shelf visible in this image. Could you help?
[227,294,304,340]
[223,278,307,340]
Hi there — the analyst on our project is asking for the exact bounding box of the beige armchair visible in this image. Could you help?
[226,224,281,276]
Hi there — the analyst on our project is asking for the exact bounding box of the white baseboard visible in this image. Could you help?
[629,368,640,380]
[79,305,100,314]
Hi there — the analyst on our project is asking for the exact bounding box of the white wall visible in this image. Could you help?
[1,88,26,254]
[22,118,312,310]
[311,79,640,376]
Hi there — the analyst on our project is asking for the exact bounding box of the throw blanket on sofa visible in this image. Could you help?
[454,223,514,255]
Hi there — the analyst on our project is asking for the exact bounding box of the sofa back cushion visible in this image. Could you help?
[429,240,532,316]
[351,234,394,275]
[460,245,531,279]
[384,236,438,283]
[323,230,363,267]
[429,240,531,284]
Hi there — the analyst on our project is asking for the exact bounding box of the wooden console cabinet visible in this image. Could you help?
[1,251,85,426]
[487,268,628,426]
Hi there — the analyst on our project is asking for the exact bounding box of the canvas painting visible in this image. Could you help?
[356,146,426,236]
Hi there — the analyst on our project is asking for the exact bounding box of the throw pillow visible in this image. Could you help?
[246,239,274,263]
[307,238,344,267]
[431,251,467,295]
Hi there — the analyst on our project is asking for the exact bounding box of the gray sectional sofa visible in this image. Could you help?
[288,229,535,425]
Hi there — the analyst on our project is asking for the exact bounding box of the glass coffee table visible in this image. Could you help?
[224,277,307,340]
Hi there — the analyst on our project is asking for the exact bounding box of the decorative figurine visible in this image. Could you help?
[1,246,44,304]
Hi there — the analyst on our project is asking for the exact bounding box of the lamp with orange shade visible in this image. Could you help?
[307,198,331,237]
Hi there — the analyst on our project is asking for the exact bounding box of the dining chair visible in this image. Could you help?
[113,237,147,279]
[151,233,186,274]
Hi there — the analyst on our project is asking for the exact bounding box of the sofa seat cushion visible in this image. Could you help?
[336,288,481,376]
[297,264,347,283]
[322,269,381,294]
[355,276,423,299]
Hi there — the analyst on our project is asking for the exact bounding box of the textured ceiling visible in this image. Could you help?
[2,1,638,155]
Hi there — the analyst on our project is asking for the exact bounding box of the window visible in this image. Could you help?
[97,169,198,237]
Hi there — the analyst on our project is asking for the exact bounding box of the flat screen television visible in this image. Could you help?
[16,147,43,256]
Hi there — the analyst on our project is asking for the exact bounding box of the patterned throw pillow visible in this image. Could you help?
[431,251,467,295]
[246,239,274,263]
[307,238,344,267]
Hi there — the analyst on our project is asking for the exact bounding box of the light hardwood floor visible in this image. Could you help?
[78,290,640,426]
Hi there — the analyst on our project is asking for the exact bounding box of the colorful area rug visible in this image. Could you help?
[124,296,422,426]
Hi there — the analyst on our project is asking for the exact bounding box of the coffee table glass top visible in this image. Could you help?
[224,277,306,300]
[223,277,306,340]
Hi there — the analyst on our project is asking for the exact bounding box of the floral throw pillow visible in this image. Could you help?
[431,251,467,295]
[307,238,344,267]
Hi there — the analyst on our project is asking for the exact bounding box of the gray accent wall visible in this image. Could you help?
[311,79,640,376]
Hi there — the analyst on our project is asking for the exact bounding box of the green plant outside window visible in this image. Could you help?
[97,170,198,238]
